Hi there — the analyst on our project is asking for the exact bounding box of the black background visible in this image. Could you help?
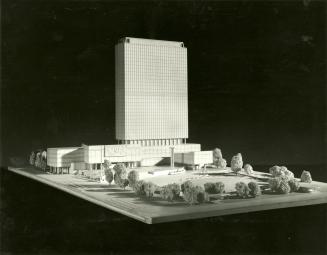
[1,1,327,254]
[1,0,326,166]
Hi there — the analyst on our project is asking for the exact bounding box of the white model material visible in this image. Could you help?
[46,38,212,172]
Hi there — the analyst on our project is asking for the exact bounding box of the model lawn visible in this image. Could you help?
[82,163,315,205]
[28,149,317,206]
[16,149,326,224]
[87,150,314,205]
[8,162,326,224]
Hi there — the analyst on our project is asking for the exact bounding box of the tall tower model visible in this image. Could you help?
[47,37,212,170]
[115,37,188,146]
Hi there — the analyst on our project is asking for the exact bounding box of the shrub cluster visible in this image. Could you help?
[182,181,209,205]
[269,166,294,181]
[235,182,261,198]
[143,182,158,199]
[29,150,47,171]
[181,180,193,193]
[160,183,181,202]
[132,180,159,199]
[204,182,225,194]
[268,176,300,194]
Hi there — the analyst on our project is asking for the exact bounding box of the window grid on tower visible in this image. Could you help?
[115,38,188,142]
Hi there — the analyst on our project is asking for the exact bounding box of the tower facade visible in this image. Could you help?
[115,37,188,146]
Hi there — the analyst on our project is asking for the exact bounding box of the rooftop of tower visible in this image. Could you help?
[117,37,185,47]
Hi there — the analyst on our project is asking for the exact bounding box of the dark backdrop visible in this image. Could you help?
[1,1,326,166]
[1,2,327,254]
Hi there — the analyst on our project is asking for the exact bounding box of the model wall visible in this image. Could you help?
[47,143,202,168]
[175,151,213,166]
[47,147,84,167]
[82,143,201,165]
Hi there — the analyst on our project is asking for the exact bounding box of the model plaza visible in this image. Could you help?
[47,37,213,173]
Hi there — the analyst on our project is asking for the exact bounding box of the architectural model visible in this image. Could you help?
[47,37,212,174]
[8,37,327,224]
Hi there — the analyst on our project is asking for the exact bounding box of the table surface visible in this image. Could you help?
[7,166,327,224]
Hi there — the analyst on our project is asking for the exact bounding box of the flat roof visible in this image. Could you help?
[117,37,184,47]
[47,147,81,150]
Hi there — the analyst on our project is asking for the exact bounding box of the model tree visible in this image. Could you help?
[143,182,157,199]
[183,183,209,205]
[104,168,114,184]
[103,159,111,170]
[244,164,254,175]
[281,166,294,181]
[34,152,42,168]
[248,182,261,197]
[235,182,249,198]
[268,177,282,192]
[231,153,243,175]
[216,158,227,169]
[196,188,210,203]
[134,180,146,196]
[213,148,227,169]
[121,179,129,190]
[204,182,225,194]
[29,151,36,165]
[204,182,216,194]
[278,181,291,194]
[269,165,283,177]
[128,170,139,189]
[288,178,300,192]
[113,163,127,187]
[40,150,47,171]
[182,181,196,204]
[269,165,294,181]
[300,170,312,183]
[268,177,291,194]
[213,148,222,161]
[181,180,193,193]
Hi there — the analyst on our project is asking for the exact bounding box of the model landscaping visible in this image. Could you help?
[27,147,316,206]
